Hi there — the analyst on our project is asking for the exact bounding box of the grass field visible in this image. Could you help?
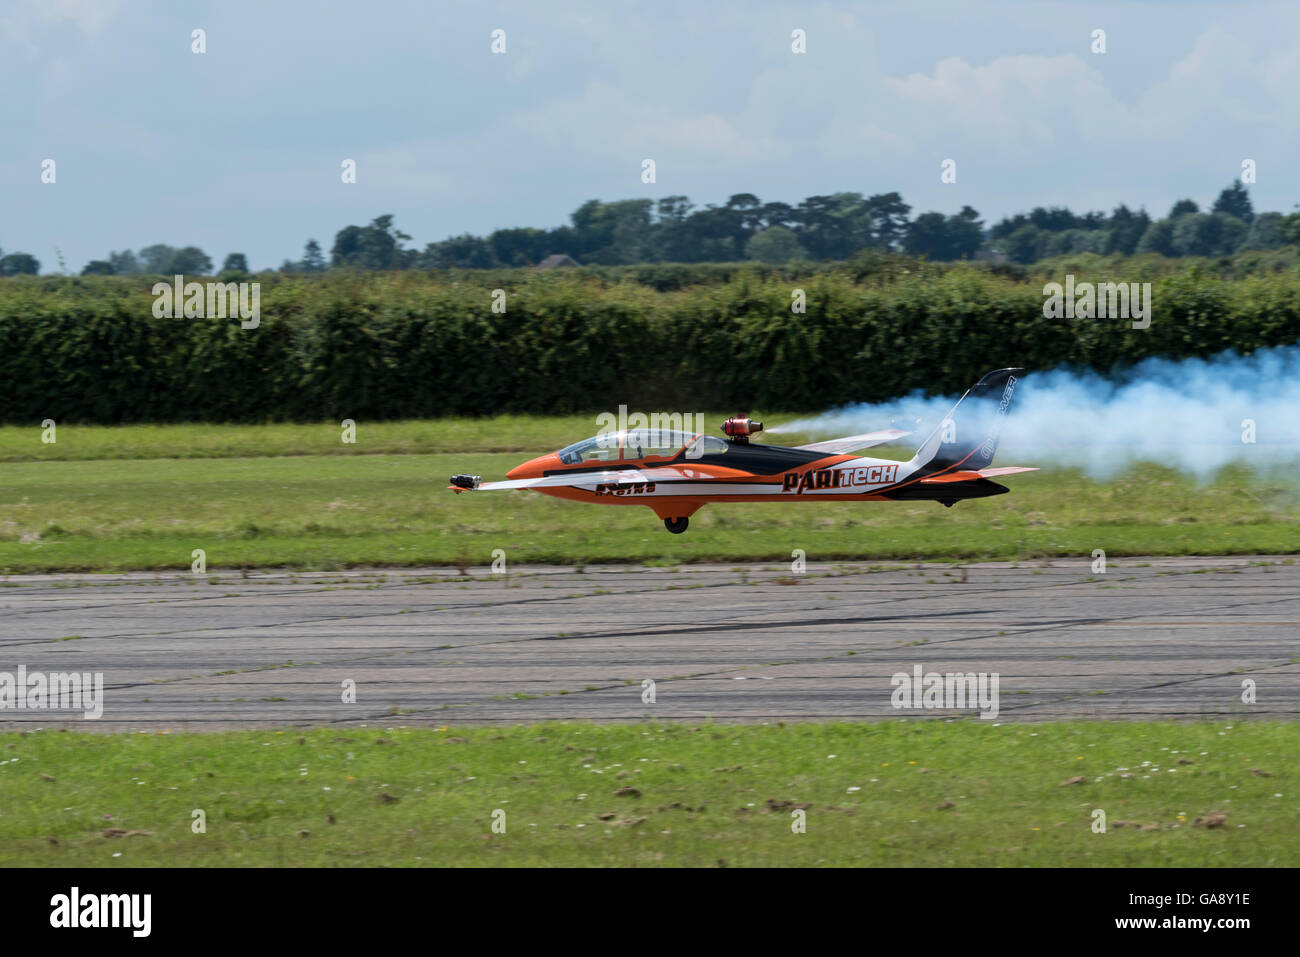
[6,420,1292,872]
[2,418,1299,573]
[0,720,1291,867]
[0,417,605,462]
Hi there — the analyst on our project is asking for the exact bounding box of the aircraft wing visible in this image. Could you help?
[793,428,912,455]
[449,466,712,492]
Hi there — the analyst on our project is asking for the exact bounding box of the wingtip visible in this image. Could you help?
[976,466,1039,478]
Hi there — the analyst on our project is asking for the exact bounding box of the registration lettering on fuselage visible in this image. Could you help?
[593,482,656,496]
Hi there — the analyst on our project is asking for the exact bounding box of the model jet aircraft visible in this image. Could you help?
[449,367,1037,533]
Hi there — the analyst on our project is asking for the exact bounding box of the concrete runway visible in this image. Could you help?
[2,556,1298,728]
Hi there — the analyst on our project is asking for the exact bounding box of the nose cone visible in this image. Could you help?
[507,453,562,480]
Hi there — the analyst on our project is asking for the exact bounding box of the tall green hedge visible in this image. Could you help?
[2,265,1298,423]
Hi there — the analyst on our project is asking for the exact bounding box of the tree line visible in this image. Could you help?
[5,266,1299,423]
[1,181,1296,278]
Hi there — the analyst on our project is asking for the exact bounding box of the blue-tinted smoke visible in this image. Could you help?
[770,345,1300,480]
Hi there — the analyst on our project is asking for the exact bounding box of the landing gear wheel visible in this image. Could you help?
[663,516,689,534]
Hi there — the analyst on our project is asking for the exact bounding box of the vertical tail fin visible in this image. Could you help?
[909,368,1025,474]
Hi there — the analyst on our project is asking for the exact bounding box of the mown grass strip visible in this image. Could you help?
[0,720,1291,867]
[2,453,1297,572]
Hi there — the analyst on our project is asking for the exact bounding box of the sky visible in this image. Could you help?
[3,0,1299,272]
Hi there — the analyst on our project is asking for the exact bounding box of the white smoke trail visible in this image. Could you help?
[770,345,1300,481]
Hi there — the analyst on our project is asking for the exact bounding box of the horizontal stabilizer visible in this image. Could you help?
[794,428,912,455]
[920,465,1038,485]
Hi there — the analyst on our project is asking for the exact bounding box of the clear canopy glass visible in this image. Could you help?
[557,430,721,464]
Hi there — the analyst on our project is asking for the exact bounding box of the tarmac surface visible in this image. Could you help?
[2,556,1298,729]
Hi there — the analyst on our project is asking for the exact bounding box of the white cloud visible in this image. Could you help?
[886,55,1120,151]
[0,0,124,54]
[510,81,770,168]
[1138,28,1295,138]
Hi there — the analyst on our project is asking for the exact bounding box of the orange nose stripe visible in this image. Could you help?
[506,453,562,480]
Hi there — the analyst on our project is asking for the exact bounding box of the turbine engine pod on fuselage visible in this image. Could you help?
[721,416,763,444]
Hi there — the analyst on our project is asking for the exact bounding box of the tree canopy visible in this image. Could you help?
[43,180,1300,278]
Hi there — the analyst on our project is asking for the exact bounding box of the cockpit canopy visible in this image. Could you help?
[557,430,728,464]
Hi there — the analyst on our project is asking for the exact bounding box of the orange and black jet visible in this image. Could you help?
[450,368,1036,534]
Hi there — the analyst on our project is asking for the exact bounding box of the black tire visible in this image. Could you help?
[663,516,689,534]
